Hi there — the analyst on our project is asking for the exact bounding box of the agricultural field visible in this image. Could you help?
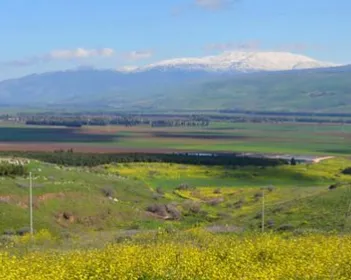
[0,121,350,155]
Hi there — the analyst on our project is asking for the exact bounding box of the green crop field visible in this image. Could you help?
[0,121,350,155]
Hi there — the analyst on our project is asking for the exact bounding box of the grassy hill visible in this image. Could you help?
[1,157,351,237]
[154,67,351,112]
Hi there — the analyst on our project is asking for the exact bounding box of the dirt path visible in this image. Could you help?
[313,156,335,163]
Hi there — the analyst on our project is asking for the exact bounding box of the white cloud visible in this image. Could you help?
[48,48,115,60]
[195,0,233,10]
[1,48,116,67]
[123,50,153,61]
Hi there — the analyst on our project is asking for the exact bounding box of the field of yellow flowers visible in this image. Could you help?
[2,230,351,279]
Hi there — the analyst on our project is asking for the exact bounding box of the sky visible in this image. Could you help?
[0,0,350,80]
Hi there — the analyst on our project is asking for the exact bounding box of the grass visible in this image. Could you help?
[1,157,351,235]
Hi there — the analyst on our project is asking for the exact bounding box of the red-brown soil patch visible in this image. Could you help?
[0,142,200,154]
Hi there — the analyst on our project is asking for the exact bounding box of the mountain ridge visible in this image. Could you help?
[0,52,349,112]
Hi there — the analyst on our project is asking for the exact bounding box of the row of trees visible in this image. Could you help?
[25,116,211,128]
[0,163,27,177]
[0,151,288,167]
[8,110,351,126]
[151,120,210,127]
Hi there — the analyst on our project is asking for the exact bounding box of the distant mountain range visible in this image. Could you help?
[0,51,349,112]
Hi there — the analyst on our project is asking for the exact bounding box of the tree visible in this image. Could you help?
[290,157,297,166]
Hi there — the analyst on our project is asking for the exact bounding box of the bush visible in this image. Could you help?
[342,167,351,175]
[16,227,31,236]
[146,204,168,217]
[232,198,245,209]
[183,200,201,214]
[213,188,222,194]
[329,184,339,190]
[3,229,15,236]
[277,224,295,232]
[101,186,114,197]
[253,192,263,201]
[254,212,262,220]
[207,197,224,206]
[166,204,181,220]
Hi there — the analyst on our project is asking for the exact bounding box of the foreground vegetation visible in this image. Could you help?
[1,155,351,279]
[2,230,351,279]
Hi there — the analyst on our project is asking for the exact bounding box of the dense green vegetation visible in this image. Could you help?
[0,162,27,176]
[0,151,287,167]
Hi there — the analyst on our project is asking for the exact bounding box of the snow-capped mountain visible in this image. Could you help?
[0,50,347,110]
[126,51,337,73]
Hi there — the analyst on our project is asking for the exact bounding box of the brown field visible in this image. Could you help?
[0,143,181,153]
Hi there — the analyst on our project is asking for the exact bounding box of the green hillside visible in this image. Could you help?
[1,157,351,237]
[154,68,351,112]
[0,66,350,112]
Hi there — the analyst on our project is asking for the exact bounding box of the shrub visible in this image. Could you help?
[62,212,74,221]
[329,184,339,190]
[166,204,181,220]
[146,204,168,217]
[233,198,245,209]
[277,224,295,232]
[16,227,31,236]
[207,197,224,206]
[342,167,351,175]
[254,213,262,220]
[3,229,15,236]
[253,192,263,201]
[183,200,201,214]
[101,186,114,197]
[213,188,222,194]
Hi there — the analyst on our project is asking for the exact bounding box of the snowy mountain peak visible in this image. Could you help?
[126,51,338,73]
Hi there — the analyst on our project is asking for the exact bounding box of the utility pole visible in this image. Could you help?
[29,172,33,236]
[261,188,265,233]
